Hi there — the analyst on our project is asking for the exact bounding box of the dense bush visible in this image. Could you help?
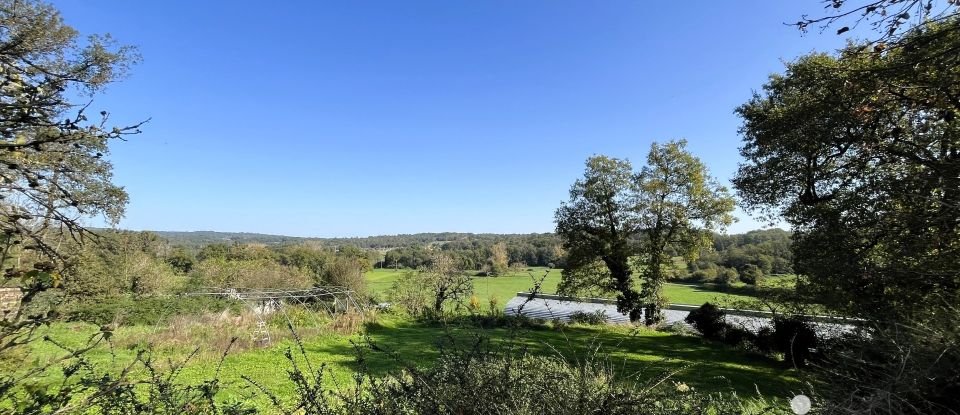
[62,296,241,326]
[320,256,368,296]
[771,316,818,368]
[689,268,717,283]
[752,326,775,354]
[388,254,473,318]
[685,303,821,368]
[717,268,739,285]
[684,303,727,340]
[738,264,764,285]
[721,325,756,347]
[190,258,312,290]
[568,310,609,325]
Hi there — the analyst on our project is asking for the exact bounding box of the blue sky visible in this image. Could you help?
[54,1,850,237]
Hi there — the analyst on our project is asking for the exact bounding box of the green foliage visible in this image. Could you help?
[0,0,142,397]
[380,234,565,271]
[372,267,759,310]
[388,253,473,317]
[0,0,140,270]
[568,310,608,325]
[9,312,805,411]
[190,257,311,290]
[718,268,739,285]
[556,143,735,324]
[319,255,368,296]
[1,332,255,414]
[685,303,822,370]
[197,243,230,261]
[556,259,615,297]
[734,18,960,322]
[62,295,241,326]
[556,155,642,320]
[770,316,818,369]
[274,244,330,278]
[64,231,181,298]
[684,303,727,340]
[738,264,764,285]
[166,246,195,274]
[487,241,509,275]
[634,140,736,324]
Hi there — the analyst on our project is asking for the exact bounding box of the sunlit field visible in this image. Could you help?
[367,267,760,306]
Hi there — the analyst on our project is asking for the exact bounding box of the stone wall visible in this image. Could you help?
[0,287,23,320]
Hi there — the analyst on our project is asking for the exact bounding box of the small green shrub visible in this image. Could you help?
[690,269,717,282]
[738,264,764,285]
[722,325,756,347]
[568,310,609,325]
[753,326,776,353]
[684,303,727,340]
[718,268,739,285]
[772,316,818,368]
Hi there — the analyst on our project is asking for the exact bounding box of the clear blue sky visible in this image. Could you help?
[54,1,850,237]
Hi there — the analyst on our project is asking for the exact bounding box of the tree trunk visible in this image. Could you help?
[433,288,446,313]
[641,246,666,326]
[603,254,643,322]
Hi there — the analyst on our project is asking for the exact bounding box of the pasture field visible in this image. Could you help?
[367,267,760,306]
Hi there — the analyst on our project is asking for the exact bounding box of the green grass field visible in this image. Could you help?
[14,316,801,412]
[7,269,791,412]
[367,267,758,306]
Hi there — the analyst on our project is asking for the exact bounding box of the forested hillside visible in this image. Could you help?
[150,230,559,249]
[139,229,794,285]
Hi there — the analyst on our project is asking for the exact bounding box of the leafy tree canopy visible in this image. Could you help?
[556,141,734,323]
[734,17,960,321]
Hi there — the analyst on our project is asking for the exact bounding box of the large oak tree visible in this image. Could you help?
[556,141,734,324]
[733,21,960,322]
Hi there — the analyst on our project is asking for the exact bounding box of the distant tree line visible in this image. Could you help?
[376,229,793,287]
[382,234,566,273]
[150,230,562,250]
[681,228,793,285]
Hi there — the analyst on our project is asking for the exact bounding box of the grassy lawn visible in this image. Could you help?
[368,267,758,306]
[6,271,793,412]
[13,316,801,412]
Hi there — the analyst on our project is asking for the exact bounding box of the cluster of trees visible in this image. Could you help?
[375,228,793,288]
[679,228,793,285]
[382,234,565,273]
[61,231,373,302]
